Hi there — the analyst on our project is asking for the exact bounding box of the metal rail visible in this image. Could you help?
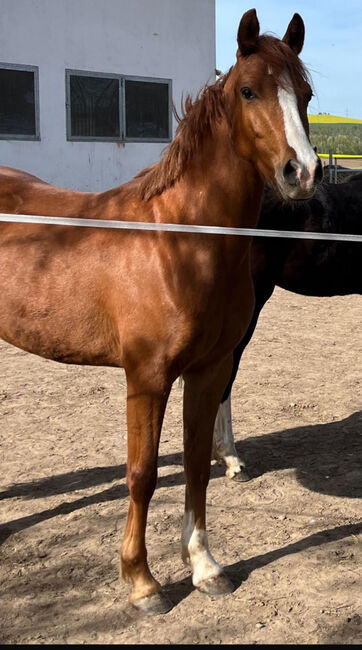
[1,213,362,243]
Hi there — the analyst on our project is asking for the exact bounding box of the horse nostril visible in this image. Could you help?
[283,159,300,186]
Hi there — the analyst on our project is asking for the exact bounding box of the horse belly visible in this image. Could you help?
[0,296,117,366]
[0,239,119,366]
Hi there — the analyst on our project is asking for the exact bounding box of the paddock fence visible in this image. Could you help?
[320,152,362,183]
[1,212,362,244]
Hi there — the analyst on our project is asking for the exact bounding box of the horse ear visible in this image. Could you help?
[237,9,260,56]
[282,13,305,55]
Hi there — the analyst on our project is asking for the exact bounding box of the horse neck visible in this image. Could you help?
[155,122,264,229]
[98,122,264,229]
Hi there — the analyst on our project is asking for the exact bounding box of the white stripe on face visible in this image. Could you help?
[277,73,318,173]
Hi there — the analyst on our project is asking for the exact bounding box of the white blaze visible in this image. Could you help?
[277,73,318,173]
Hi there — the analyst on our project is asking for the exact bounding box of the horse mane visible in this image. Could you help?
[137,71,231,200]
[138,34,311,201]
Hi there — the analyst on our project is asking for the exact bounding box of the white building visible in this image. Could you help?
[0,0,215,191]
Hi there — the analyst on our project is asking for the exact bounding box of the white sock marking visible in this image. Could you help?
[212,397,244,478]
[181,511,222,586]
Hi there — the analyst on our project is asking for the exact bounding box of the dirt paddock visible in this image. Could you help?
[0,287,361,644]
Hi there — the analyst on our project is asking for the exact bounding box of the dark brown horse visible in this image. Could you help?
[213,173,362,480]
[0,10,321,613]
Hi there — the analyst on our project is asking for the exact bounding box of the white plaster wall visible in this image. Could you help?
[0,0,215,191]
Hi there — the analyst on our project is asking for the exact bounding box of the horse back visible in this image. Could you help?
[0,165,93,218]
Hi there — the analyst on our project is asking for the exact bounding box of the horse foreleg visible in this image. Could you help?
[182,358,234,596]
[212,395,250,481]
[120,374,172,614]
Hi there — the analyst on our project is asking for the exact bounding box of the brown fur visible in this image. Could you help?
[0,11,320,611]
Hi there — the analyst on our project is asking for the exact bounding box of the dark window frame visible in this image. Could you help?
[65,69,122,142]
[0,62,40,141]
[65,69,172,143]
[122,74,173,143]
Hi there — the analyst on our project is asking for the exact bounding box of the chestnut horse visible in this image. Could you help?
[0,10,321,613]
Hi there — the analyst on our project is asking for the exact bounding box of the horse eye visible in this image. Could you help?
[241,87,256,100]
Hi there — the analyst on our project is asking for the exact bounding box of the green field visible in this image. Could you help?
[308,114,362,155]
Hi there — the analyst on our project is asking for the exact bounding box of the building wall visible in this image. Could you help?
[0,0,215,191]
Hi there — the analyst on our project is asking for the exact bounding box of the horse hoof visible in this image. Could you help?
[196,573,234,596]
[232,467,251,482]
[131,591,173,615]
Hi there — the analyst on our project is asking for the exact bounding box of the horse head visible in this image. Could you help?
[224,9,323,201]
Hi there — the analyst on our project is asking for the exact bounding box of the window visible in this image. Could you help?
[0,63,40,140]
[67,71,120,140]
[66,70,172,142]
[124,77,171,141]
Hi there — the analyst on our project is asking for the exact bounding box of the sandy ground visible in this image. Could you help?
[0,287,361,644]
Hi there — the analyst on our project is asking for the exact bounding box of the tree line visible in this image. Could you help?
[310,123,362,155]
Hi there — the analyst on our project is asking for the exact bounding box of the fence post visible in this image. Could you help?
[329,150,333,183]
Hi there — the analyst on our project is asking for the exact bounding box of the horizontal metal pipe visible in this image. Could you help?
[0,213,361,243]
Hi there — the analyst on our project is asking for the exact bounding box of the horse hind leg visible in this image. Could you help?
[212,396,251,481]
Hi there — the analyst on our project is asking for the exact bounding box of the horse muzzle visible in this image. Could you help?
[276,156,323,201]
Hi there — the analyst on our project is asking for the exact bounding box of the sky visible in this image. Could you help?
[216,0,362,119]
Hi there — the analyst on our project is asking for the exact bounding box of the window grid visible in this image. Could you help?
[66,69,172,143]
[122,75,173,143]
[0,62,40,141]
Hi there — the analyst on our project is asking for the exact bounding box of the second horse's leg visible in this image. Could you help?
[212,394,250,481]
